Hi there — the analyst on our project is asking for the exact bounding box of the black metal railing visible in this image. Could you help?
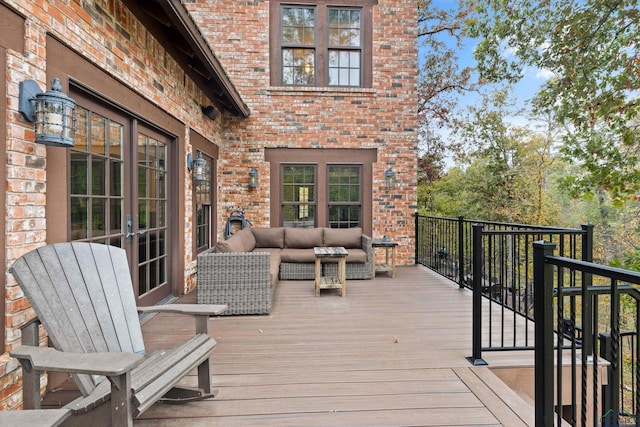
[414,215,592,362]
[415,214,640,425]
[469,224,592,365]
[534,241,640,427]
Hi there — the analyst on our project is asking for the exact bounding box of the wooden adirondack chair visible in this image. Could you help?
[8,242,227,427]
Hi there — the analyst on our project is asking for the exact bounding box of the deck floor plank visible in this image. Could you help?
[136,265,534,426]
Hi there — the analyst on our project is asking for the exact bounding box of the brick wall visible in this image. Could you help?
[187,0,419,263]
[0,0,419,411]
[0,0,218,410]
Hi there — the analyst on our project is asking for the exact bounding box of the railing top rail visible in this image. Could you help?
[414,214,460,222]
[481,228,586,236]
[546,254,640,285]
[415,214,585,233]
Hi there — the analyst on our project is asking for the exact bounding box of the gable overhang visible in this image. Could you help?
[123,0,250,118]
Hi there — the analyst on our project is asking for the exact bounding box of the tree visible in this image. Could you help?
[467,0,640,201]
[456,89,559,223]
[417,0,480,176]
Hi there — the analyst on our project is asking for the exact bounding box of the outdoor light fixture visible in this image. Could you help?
[385,167,396,189]
[201,105,220,120]
[19,78,76,147]
[248,167,259,189]
[187,151,207,182]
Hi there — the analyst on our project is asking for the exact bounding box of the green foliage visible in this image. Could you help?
[467,0,640,200]
[416,0,640,272]
[431,88,559,224]
[418,166,474,216]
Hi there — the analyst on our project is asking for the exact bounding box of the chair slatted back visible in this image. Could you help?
[10,242,145,395]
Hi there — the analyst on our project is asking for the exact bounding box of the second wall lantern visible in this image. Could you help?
[19,78,76,147]
[187,151,207,182]
[385,167,396,189]
[248,167,259,189]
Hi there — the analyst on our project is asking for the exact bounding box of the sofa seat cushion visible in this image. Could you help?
[252,248,281,286]
[280,248,317,263]
[323,227,362,249]
[284,227,323,248]
[252,227,285,249]
[316,248,367,264]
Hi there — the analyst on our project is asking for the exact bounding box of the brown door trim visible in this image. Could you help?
[45,36,187,300]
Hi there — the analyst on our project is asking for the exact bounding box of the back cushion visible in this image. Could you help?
[252,227,285,248]
[284,227,324,248]
[235,227,256,252]
[214,234,244,253]
[323,227,362,249]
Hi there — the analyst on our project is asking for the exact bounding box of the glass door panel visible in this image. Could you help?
[136,132,169,302]
[70,106,124,246]
[70,102,173,306]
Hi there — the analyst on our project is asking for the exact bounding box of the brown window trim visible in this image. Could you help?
[265,148,376,235]
[269,0,376,88]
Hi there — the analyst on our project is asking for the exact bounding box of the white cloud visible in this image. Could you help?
[535,68,554,80]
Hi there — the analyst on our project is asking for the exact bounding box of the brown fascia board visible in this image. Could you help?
[125,0,250,118]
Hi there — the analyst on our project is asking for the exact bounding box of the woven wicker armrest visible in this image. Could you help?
[362,234,372,258]
[197,251,272,315]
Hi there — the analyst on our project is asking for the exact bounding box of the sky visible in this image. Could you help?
[451,35,548,119]
[424,1,553,166]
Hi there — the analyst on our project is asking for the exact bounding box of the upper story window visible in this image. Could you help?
[270,1,376,88]
[328,8,362,86]
[281,6,316,85]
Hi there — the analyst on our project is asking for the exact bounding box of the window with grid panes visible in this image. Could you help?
[282,165,316,227]
[272,1,374,87]
[328,165,361,228]
[195,153,213,252]
[70,106,124,246]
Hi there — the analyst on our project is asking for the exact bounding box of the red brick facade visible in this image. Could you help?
[0,0,417,410]
[187,0,418,255]
[0,0,226,410]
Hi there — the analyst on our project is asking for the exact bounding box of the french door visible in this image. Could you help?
[70,100,172,306]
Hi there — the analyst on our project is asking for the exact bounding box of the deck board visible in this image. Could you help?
[137,265,534,426]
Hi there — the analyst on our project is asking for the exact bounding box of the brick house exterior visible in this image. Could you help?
[0,0,417,410]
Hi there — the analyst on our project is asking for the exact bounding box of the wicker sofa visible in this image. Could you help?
[196,226,372,315]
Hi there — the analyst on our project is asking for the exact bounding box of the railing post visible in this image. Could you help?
[599,333,615,425]
[534,240,556,427]
[581,224,595,357]
[458,216,465,288]
[467,224,487,365]
[414,213,419,265]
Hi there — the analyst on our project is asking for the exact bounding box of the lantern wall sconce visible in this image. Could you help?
[385,167,396,189]
[19,78,76,147]
[187,151,207,181]
[248,167,259,189]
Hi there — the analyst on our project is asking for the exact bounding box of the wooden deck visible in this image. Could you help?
[136,265,535,426]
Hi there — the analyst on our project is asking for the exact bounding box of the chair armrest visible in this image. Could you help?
[10,346,143,376]
[138,304,227,334]
[137,304,227,316]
